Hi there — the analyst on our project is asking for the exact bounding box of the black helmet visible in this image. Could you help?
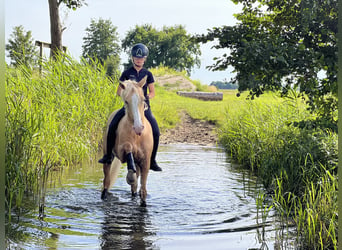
[131,43,149,58]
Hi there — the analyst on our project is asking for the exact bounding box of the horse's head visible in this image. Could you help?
[119,76,147,136]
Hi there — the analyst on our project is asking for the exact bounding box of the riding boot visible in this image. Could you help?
[98,136,115,164]
[98,125,116,164]
[99,108,125,165]
[150,134,162,171]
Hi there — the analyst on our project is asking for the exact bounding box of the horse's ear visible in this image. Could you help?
[137,75,148,88]
[119,81,126,90]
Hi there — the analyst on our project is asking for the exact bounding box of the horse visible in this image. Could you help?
[101,76,153,207]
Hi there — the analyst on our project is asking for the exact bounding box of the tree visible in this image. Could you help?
[195,0,337,129]
[6,25,38,67]
[48,0,86,59]
[122,24,201,74]
[210,81,238,89]
[81,18,121,67]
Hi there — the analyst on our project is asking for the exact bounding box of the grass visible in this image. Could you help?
[5,62,337,249]
[273,164,337,249]
[5,55,121,220]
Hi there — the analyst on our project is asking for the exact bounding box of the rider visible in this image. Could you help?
[98,43,162,171]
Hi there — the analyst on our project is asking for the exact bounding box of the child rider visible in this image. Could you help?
[98,43,162,172]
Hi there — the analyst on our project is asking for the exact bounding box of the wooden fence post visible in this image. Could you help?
[35,40,67,73]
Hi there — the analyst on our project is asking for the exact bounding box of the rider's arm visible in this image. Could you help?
[147,83,155,99]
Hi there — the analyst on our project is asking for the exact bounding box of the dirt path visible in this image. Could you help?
[159,112,218,146]
[155,74,219,146]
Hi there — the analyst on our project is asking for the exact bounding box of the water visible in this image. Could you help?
[7,144,295,249]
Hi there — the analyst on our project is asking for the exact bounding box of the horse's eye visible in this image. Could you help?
[125,101,128,105]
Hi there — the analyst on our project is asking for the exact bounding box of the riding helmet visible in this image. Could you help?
[131,43,149,58]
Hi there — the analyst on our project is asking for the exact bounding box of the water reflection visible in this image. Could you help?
[6,144,296,249]
[100,192,156,250]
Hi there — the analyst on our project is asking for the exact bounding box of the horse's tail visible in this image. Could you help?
[107,157,122,189]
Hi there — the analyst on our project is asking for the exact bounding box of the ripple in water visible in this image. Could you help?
[8,144,296,250]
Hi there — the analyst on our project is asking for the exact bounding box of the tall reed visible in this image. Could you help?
[5,55,120,220]
[273,164,337,249]
[218,93,337,249]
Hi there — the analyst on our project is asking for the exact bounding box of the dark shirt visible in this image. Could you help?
[119,67,155,98]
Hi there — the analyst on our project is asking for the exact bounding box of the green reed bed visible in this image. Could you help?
[6,55,120,219]
[217,94,337,249]
[273,164,337,249]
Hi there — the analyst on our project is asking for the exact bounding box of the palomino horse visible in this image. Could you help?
[101,76,153,207]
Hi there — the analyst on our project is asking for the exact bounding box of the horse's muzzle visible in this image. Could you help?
[133,125,144,136]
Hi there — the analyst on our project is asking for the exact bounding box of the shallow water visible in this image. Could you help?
[8,144,295,249]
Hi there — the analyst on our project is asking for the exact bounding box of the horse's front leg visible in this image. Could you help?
[139,159,150,207]
[125,152,138,195]
[101,163,112,200]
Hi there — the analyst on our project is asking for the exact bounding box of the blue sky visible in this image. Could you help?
[5,0,242,84]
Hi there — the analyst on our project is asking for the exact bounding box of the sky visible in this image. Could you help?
[5,0,242,84]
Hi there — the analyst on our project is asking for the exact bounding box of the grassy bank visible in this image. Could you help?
[216,94,337,249]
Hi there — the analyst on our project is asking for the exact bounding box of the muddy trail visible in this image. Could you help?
[159,112,218,146]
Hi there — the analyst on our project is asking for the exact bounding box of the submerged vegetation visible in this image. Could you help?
[6,60,337,249]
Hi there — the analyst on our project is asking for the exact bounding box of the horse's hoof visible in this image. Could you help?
[126,169,137,185]
[101,189,108,200]
[140,200,146,207]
